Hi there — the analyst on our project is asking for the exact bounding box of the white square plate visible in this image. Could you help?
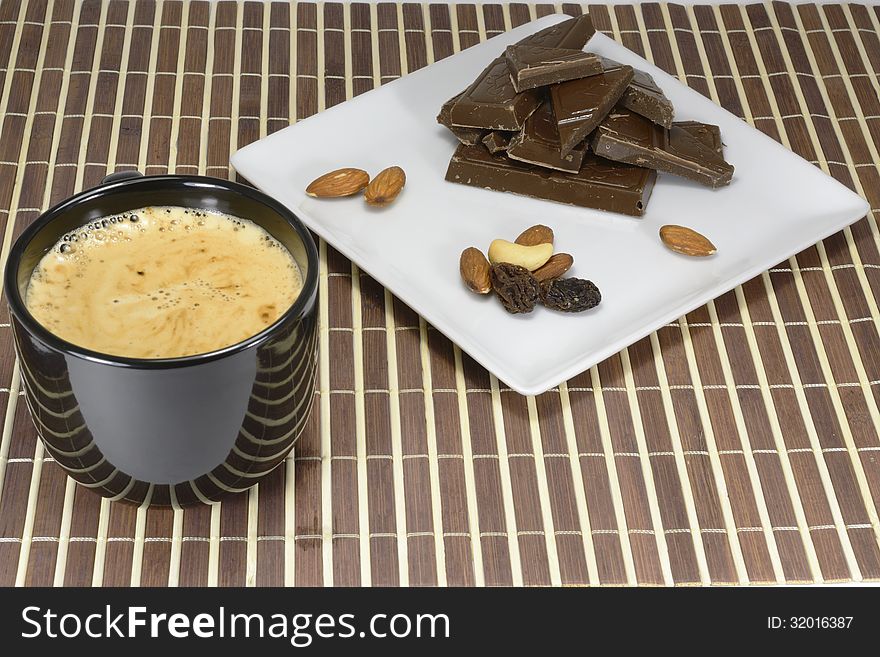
[232,15,869,396]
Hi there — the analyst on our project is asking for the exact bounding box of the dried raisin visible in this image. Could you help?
[490,263,540,314]
[540,277,601,312]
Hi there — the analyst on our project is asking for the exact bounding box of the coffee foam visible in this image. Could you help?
[26,206,303,358]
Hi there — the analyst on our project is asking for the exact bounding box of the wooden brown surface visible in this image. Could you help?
[1,1,880,586]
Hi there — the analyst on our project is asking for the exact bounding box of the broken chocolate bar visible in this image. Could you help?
[550,61,633,156]
[507,101,587,173]
[620,67,674,129]
[674,120,723,156]
[505,45,603,93]
[663,124,733,187]
[449,57,541,131]
[483,131,513,154]
[445,143,656,217]
[437,92,487,145]
[517,14,596,50]
[591,108,734,188]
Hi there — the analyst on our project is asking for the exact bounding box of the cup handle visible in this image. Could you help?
[101,170,143,185]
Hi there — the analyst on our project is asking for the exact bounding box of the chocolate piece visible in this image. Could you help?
[482,131,513,154]
[437,92,487,145]
[507,101,587,173]
[504,45,602,93]
[517,14,596,50]
[674,120,723,156]
[448,126,487,146]
[550,61,633,156]
[445,143,656,217]
[664,124,733,187]
[591,108,734,188]
[592,107,665,154]
[620,68,674,129]
[449,57,541,131]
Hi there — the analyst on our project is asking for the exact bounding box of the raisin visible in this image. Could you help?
[490,263,540,314]
[540,277,601,312]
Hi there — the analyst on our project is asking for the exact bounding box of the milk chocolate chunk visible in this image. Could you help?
[674,120,723,156]
[437,92,487,145]
[517,14,596,50]
[449,57,541,131]
[445,143,656,217]
[620,67,674,129]
[550,61,633,156]
[664,124,733,187]
[483,131,513,154]
[448,126,487,146]
[591,108,734,188]
[507,101,587,173]
[505,45,602,93]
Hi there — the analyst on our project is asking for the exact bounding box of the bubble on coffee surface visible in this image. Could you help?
[25,206,303,359]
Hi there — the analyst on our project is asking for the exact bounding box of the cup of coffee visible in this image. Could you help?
[4,172,319,505]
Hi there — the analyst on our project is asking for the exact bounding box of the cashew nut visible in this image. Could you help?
[487,239,553,272]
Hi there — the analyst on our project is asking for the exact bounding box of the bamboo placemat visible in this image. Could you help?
[1,0,880,586]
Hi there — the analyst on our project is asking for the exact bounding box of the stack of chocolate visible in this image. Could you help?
[439,15,734,217]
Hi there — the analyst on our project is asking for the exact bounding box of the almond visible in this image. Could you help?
[460,247,491,294]
[365,166,406,206]
[659,225,717,257]
[533,253,573,282]
[306,168,370,197]
[515,224,554,247]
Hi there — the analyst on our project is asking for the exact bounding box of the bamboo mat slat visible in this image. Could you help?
[1,1,880,586]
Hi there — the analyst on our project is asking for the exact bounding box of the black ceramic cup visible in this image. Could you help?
[4,173,319,506]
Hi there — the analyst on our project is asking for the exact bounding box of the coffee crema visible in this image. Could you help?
[26,206,303,359]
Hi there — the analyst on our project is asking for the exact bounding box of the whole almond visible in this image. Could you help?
[460,247,491,294]
[365,166,406,206]
[659,225,717,257]
[306,168,370,197]
[533,253,574,283]
[515,224,554,247]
